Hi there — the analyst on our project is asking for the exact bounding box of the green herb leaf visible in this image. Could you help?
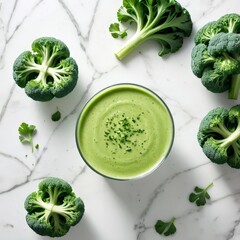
[189,182,213,206]
[109,23,127,39]
[18,122,37,152]
[51,110,61,122]
[155,217,176,236]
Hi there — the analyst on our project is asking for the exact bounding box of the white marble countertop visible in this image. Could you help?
[1,0,240,239]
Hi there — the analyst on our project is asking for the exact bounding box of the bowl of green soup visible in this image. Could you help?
[75,84,174,180]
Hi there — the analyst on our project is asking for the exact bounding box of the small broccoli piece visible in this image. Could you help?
[217,13,240,33]
[191,15,240,99]
[13,37,78,102]
[24,177,85,237]
[197,44,240,93]
[201,67,230,93]
[109,0,192,60]
[194,21,223,45]
[208,32,240,56]
[191,44,216,77]
[197,105,240,168]
[208,32,240,99]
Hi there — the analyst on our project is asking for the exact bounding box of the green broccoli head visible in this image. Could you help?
[45,57,78,98]
[198,105,240,168]
[24,177,85,237]
[110,0,192,60]
[217,13,240,33]
[32,37,70,64]
[201,68,230,93]
[13,37,78,102]
[208,32,240,56]
[227,105,240,168]
[191,15,240,99]
[194,21,223,45]
[191,44,215,77]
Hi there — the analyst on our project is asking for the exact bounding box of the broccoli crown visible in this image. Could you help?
[191,44,216,77]
[24,177,85,237]
[218,13,240,33]
[194,21,223,45]
[110,0,192,60]
[13,37,78,102]
[198,105,240,168]
[208,32,240,56]
[191,14,240,99]
[201,68,230,93]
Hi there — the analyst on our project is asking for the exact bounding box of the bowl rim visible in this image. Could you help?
[75,83,175,181]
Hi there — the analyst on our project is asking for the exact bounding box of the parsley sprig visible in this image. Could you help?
[154,217,176,236]
[189,182,213,206]
[18,122,38,152]
[109,23,127,39]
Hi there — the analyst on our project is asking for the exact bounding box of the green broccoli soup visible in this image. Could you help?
[76,84,174,180]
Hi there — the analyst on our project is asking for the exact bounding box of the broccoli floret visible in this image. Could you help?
[191,44,216,77]
[217,13,240,33]
[24,177,85,237]
[198,105,240,168]
[208,32,240,56]
[194,21,223,45]
[191,14,240,99]
[201,67,230,93]
[13,37,78,102]
[109,0,192,60]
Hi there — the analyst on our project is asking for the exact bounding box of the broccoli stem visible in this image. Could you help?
[114,11,176,60]
[221,126,240,148]
[229,74,240,99]
[211,124,232,138]
[115,32,147,60]
[114,4,172,60]
[52,204,75,217]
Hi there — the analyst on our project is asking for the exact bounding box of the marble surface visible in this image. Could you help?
[1,0,240,239]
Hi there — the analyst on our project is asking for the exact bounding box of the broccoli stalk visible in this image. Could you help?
[110,0,192,60]
[13,37,78,101]
[229,74,240,99]
[24,177,84,237]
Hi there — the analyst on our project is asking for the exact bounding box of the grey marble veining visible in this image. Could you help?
[0,0,240,239]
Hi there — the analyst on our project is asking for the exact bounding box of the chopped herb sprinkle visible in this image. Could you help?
[104,112,146,153]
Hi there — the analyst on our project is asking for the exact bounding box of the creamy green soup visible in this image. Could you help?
[76,84,174,180]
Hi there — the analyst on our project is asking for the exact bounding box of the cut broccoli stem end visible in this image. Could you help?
[115,31,147,60]
[229,74,240,99]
